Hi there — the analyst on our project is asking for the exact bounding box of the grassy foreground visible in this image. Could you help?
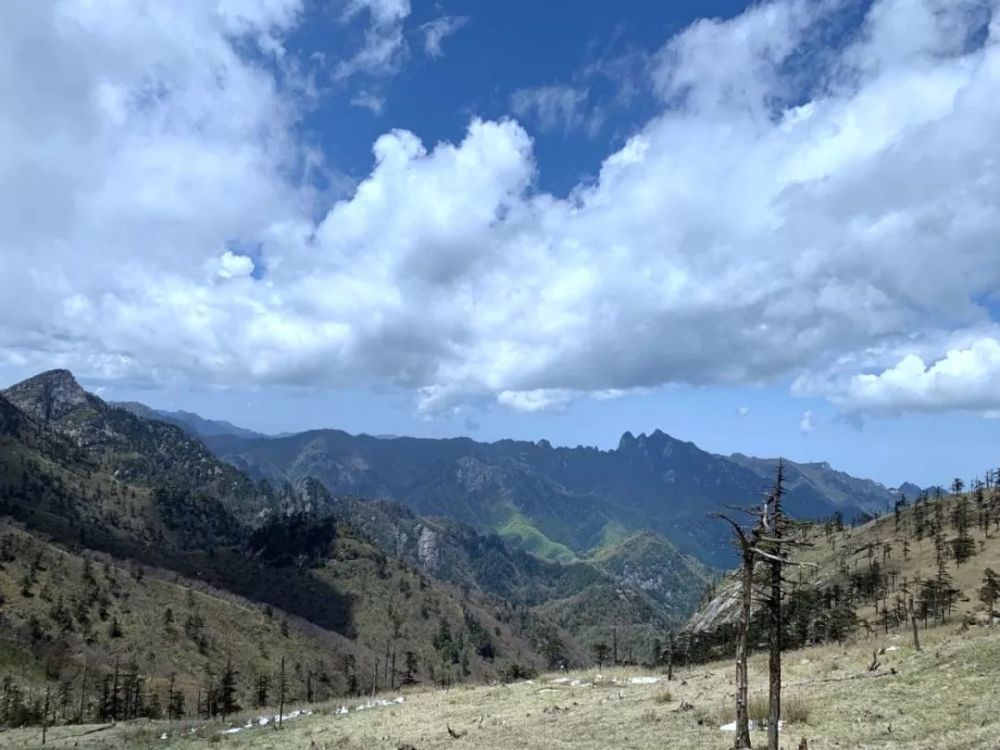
[5,623,998,750]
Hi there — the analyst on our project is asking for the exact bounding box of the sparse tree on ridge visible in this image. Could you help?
[591,642,610,669]
[979,568,1000,616]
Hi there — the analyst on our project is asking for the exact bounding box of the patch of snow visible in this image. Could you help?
[550,677,570,684]
[629,676,661,685]
[160,733,168,740]
[886,646,900,652]
[222,727,242,735]
[721,719,783,732]
[337,705,349,715]
[356,697,405,712]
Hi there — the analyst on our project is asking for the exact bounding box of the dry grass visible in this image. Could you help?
[5,621,1000,749]
[711,691,811,726]
[652,688,673,704]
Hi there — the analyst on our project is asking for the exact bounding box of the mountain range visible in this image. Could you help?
[204,425,915,568]
[0,368,928,718]
[0,369,716,713]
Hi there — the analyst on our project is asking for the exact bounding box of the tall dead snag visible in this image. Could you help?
[763,461,786,750]
[713,513,760,750]
[755,460,813,750]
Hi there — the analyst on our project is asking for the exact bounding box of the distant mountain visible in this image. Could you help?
[204,427,893,568]
[727,454,917,517]
[115,400,264,440]
[3,370,276,547]
[328,495,705,641]
[0,369,702,706]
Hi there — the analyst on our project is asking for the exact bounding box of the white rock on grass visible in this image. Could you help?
[720,720,783,732]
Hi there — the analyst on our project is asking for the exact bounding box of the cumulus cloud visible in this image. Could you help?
[737,406,751,417]
[421,15,469,58]
[216,251,255,279]
[510,85,602,135]
[3,0,1000,418]
[800,410,814,435]
[811,338,1000,416]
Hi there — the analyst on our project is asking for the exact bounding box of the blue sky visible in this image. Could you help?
[293,0,753,195]
[2,0,1000,489]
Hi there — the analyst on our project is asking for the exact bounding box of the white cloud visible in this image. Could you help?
[497,389,575,413]
[737,406,751,416]
[811,337,1000,416]
[3,0,1000,421]
[334,0,411,80]
[421,15,469,58]
[350,90,386,114]
[216,251,255,279]
[510,85,602,135]
[800,410,814,435]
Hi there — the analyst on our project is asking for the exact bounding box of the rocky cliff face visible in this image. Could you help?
[3,369,93,434]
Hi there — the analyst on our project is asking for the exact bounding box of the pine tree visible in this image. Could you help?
[254,673,270,708]
[591,642,610,669]
[979,568,1000,615]
[220,657,239,720]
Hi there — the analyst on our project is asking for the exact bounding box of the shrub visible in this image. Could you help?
[653,689,673,704]
[639,708,661,724]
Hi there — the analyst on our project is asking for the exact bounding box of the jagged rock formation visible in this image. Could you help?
[205,424,914,568]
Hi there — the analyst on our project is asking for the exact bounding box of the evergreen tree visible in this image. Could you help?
[591,642,610,669]
[979,568,1000,615]
[219,658,239,719]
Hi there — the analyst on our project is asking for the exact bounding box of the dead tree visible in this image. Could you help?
[755,461,813,750]
[763,462,786,750]
[278,657,286,729]
[713,461,814,750]
[713,512,760,750]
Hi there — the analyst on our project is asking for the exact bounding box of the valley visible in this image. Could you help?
[0,369,988,746]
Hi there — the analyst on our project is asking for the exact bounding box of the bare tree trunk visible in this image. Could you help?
[78,662,87,724]
[767,462,785,750]
[111,656,120,724]
[767,556,781,750]
[910,610,921,652]
[42,684,50,745]
[666,632,674,682]
[278,657,285,729]
[734,551,754,749]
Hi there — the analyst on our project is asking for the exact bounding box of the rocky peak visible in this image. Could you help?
[2,369,92,426]
[617,431,637,450]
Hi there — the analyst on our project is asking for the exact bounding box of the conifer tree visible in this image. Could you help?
[979,568,1000,615]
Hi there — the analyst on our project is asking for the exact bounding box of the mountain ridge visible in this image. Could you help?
[203,423,913,568]
[0,368,706,714]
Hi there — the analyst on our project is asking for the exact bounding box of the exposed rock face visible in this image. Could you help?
[417,525,442,571]
[684,572,744,634]
[3,369,91,426]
